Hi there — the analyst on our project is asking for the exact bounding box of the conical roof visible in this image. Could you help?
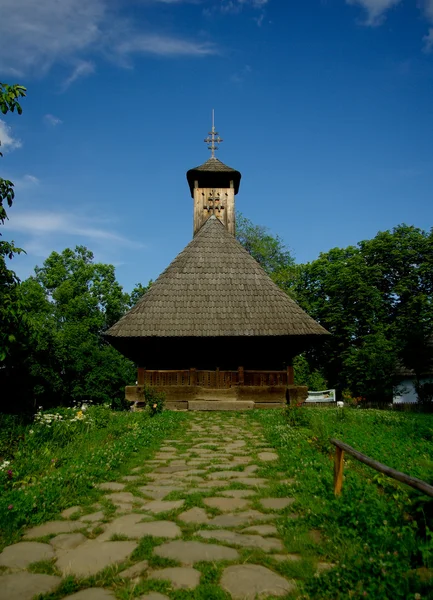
[186,157,241,196]
[106,216,329,339]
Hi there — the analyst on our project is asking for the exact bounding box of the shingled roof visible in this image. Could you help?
[106,216,329,339]
[186,157,241,196]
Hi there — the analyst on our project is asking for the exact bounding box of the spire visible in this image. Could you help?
[204,109,223,158]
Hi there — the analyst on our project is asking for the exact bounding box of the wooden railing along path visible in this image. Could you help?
[331,438,433,498]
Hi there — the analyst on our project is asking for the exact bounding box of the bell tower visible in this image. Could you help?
[186,112,241,237]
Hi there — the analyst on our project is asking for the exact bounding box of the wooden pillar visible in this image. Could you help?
[238,366,244,386]
[190,368,197,386]
[334,447,344,496]
[137,367,145,385]
[287,365,294,385]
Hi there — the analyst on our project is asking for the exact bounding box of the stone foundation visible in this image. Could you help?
[125,384,308,411]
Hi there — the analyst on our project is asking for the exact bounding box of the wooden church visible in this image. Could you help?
[105,118,329,410]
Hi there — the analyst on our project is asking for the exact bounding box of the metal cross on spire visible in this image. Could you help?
[204,109,223,158]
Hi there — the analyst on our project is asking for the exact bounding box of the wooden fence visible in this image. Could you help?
[331,438,433,498]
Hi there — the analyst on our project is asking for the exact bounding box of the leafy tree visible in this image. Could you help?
[2,247,136,411]
[294,225,433,402]
[0,83,26,362]
[236,213,296,288]
[128,280,153,307]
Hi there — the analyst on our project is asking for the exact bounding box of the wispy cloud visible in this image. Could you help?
[346,0,402,26]
[423,28,433,51]
[0,120,22,153]
[0,0,218,81]
[6,209,143,254]
[13,175,40,190]
[61,60,96,91]
[44,114,63,127]
[116,34,217,58]
[230,64,252,84]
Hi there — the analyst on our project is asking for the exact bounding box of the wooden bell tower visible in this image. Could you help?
[186,111,241,237]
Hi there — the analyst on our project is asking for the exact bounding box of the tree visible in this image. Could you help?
[0,83,26,361]
[236,213,294,274]
[128,280,153,307]
[294,225,433,402]
[2,247,136,411]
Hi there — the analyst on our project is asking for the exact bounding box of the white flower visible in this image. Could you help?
[29,430,34,434]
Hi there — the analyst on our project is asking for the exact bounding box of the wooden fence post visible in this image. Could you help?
[137,367,145,386]
[287,365,294,385]
[238,366,244,386]
[334,447,344,496]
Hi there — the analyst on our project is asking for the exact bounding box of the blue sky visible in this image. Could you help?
[1,0,433,293]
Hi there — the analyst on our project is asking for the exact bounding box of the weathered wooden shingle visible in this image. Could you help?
[105,216,329,339]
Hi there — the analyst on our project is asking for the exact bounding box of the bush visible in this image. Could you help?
[143,385,165,415]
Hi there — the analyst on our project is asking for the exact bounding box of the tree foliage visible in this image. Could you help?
[294,225,433,401]
[0,83,26,362]
[1,247,137,412]
[236,213,296,288]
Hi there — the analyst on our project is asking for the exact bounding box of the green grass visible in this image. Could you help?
[248,408,433,599]
[0,406,186,549]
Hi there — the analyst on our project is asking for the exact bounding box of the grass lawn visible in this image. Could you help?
[249,407,433,599]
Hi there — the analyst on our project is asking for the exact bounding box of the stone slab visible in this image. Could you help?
[105,492,145,506]
[258,452,279,462]
[97,514,181,541]
[139,485,182,500]
[203,497,250,512]
[97,482,125,491]
[232,477,268,487]
[80,511,105,523]
[154,540,239,565]
[62,589,116,599]
[220,564,295,599]
[23,520,83,539]
[119,560,149,578]
[197,530,283,552]
[143,500,184,514]
[221,490,257,499]
[188,401,254,411]
[0,542,55,568]
[260,498,295,510]
[0,572,61,600]
[122,475,141,482]
[50,533,88,551]
[209,511,277,528]
[148,567,201,590]
[61,506,82,518]
[177,507,209,524]
[56,541,137,577]
[242,525,278,536]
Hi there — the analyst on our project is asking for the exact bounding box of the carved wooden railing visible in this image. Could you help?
[137,367,294,388]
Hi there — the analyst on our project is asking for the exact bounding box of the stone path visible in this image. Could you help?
[0,413,332,599]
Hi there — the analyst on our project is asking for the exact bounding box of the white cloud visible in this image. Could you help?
[116,34,216,57]
[61,61,96,91]
[0,120,22,153]
[346,0,402,26]
[0,0,218,79]
[44,114,63,126]
[0,0,104,75]
[6,209,143,251]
